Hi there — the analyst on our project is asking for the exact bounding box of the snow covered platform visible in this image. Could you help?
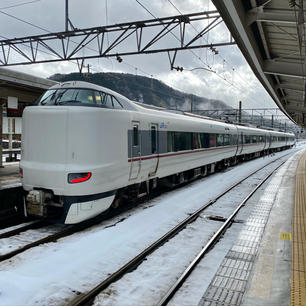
[0,163,21,190]
[198,148,306,306]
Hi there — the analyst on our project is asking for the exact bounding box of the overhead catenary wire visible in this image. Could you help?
[135,0,272,110]
[0,0,40,11]
[166,0,267,100]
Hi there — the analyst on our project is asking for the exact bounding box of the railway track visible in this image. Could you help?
[0,212,112,263]
[66,152,290,306]
[0,220,47,239]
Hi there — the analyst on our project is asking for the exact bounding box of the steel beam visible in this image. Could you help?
[276,83,305,92]
[0,11,230,67]
[263,60,306,78]
[246,11,303,25]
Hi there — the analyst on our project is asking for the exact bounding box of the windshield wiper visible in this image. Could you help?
[40,92,56,105]
[54,89,68,105]
[55,100,83,105]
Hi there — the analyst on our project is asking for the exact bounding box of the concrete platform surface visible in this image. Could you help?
[197,148,304,306]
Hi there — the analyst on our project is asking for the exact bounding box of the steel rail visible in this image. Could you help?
[0,213,111,263]
[66,152,291,306]
[156,159,286,306]
[0,220,47,239]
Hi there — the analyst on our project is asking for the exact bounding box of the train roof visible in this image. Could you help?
[49,81,294,137]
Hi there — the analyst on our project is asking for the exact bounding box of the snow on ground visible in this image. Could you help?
[94,217,222,306]
[0,146,304,306]
[167,149,304,306]
[0,224,66,255]
[92,149,304,306]
[0,221,35,236]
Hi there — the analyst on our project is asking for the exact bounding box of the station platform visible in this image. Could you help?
[0,162,21,190]
[241,148,306,306]
[198,147,306,306]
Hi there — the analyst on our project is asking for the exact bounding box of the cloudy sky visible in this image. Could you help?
[0,0,279,110]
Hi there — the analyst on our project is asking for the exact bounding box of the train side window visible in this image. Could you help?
[151,126,157,154]
[197,133,203,148]
[199,133,209,148]
[231,134,238,145]
[133,125,139,146]
[181,132,192,151]
[192,133,199,149]
[202,133,210,148]
[174,132,180,152]
[104,94,113,108]
[209,134,216,147]
[224,134,230,146]
[167,132,174,152]
[112,96,123,109]
[217,134,224,146]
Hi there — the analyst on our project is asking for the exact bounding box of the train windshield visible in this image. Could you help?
[36,88,123,109]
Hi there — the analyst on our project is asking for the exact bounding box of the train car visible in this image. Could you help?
[20,81,295,224]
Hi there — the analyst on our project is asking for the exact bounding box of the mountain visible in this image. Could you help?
[49,72,231,111]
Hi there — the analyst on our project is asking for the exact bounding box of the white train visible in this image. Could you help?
[20,81,295,224]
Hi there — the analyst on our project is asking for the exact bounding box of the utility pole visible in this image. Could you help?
[238,101,242,124]
[65,0,75,31]
[65,0,68,32]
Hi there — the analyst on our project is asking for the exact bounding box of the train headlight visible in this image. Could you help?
[68,172,92,184]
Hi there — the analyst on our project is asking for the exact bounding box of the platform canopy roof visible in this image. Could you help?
[212,0,306,127]
[0,68,56,104]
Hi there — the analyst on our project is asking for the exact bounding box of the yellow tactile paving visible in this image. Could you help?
[291,152,306,306]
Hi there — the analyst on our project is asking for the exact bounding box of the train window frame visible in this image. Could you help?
[132,125,139,146]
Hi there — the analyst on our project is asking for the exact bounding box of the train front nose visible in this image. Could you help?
[20,106,68,196]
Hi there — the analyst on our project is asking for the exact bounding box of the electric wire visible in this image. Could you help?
[135,0,271,112]
[166,0,265,100]
[0,0,40,11]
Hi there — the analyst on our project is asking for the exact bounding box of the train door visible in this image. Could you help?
[268,133,272,149]
[148,123,159,176]
[129,122,141,180]
[238,132,243,154]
